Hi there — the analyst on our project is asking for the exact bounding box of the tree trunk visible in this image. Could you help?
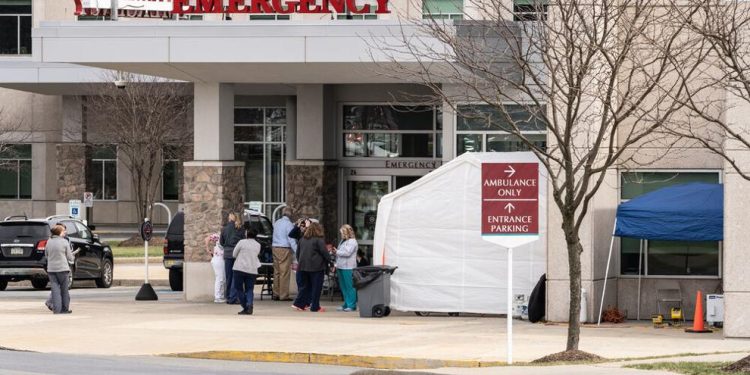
[563,218,583,351]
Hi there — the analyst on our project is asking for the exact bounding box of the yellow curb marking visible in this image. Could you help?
[167,351,505,369]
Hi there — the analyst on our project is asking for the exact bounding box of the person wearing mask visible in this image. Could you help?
[45,224,75,314]
[232,227,261,315]
[220,212,245,304]
[334,224,358,312]
[271,207,297,301]
[291,222,331,313]
[205,232,225,303]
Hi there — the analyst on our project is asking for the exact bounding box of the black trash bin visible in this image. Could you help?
[353,265,397,318]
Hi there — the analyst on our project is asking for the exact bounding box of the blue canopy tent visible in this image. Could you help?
[597,183,724,324]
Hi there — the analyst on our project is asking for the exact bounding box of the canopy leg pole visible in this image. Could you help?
[597,218,617,325]
[637,239,643,321]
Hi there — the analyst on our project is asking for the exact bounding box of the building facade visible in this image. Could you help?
[0,0,748,337]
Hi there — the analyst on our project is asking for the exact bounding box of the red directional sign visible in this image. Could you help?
[481,163,539,236]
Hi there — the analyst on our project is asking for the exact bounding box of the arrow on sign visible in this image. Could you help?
[505,203,515,213]
[505,165,516,177]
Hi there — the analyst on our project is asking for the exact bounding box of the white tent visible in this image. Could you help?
[373,152,547,314]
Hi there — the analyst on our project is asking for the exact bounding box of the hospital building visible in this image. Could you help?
[0,0,748,338]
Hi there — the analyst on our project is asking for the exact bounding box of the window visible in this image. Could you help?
[336,1,378,19]
[249,14,290,20]
[60,221,79,238]
[619,171,721,277]
[87,145,117,200]
[0,144,31,200]
[513,0,548,21]
[0,0,31,55]
[162,147,180,201]
[234,107,286,215]
[422,0,463,20]
[343,105,443,158]
[74,222,91,240]
[456,104,547,155]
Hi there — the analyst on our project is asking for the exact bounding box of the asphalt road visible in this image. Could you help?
[0,350,364,375]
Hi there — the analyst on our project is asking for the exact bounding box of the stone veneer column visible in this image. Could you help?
[285,160,338,242]
[182,161,245,301]
[55,143,87,217]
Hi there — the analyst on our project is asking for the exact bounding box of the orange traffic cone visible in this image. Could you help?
[685,290,712,333]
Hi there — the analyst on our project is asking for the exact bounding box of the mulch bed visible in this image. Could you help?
[722,355,750,373]
[118,235,165,247]
[532,350,604,363]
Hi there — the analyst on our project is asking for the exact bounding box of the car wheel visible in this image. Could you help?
[415,311,431,317]
[0,279,7,291]
[448,312,459,317]
[169,269,183,291]
[95,259,113,288]
[31,278,49,290]
[384,306,391,317]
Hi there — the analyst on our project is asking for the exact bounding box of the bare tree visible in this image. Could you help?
[376,0,707,356]
[666,0,750,180]
[84,72,192,221]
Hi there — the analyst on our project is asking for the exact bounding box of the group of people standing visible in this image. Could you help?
[205,207,361,315]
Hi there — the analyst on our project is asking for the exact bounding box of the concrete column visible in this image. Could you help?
[55,96,88,219]
[722,91,750,337]
[183,83,245,302]
[284,85,337,240]
[193,83,235,161]
[285,96,297,162]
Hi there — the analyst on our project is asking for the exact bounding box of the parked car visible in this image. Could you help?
[163,210,274,292]
[0,215,114,291]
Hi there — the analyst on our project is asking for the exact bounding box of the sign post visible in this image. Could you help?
[136,218,158,301]
[83,192,94,227]
[481,161,541,365]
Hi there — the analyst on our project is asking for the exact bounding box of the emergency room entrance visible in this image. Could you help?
[340,169,428,264]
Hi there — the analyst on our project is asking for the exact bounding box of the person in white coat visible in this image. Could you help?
[334,224,358,312]
[205,232,225,303]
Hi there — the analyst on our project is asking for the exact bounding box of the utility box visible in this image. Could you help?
[706,294,724,326]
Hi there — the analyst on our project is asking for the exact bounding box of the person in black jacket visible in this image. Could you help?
[220,212,245,304]
[291,222,331,312]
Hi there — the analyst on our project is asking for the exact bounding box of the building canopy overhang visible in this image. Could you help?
[31,21,452,84]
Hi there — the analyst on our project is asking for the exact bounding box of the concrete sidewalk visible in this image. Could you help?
[0,286,748,371]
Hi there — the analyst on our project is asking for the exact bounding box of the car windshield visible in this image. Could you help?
[0,223,49,242]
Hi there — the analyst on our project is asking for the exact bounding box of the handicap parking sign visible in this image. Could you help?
[69,200,82,219]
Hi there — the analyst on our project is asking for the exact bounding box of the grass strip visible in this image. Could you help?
[626,361,749,375]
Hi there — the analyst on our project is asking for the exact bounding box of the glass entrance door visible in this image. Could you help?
[346,177,391,265]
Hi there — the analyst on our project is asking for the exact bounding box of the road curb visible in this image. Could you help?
[167,351,505,369]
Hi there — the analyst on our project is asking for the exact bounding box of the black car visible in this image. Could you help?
[163,210,274,292]
[0,215,114,291]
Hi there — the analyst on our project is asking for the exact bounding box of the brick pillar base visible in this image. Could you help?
[57,143,86,202]
[55,144,87,217]
[285,160,338,242]
[182,161,245,302]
